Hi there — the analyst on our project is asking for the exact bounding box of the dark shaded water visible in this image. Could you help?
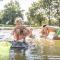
[0,41,60,60]
[9,45,60,60]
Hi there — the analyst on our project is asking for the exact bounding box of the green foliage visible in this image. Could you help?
[41,0,60,26]
[27,0,60,26]
[0,1,23,25]
[27,1,46,26]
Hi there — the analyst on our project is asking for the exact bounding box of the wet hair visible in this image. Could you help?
[14,17,22,24]
[43,25,47,27]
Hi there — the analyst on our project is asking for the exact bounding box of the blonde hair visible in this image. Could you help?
[14,17,23,24]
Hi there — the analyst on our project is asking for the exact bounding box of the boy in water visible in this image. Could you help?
[13,17,30,43]
[41,25,49,38]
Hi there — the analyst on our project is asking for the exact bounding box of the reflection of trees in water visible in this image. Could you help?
[13,48,26,60]
[41,45,56,60]
[25,44,44,60]
[10,43,60,60]
[42,46,49,60]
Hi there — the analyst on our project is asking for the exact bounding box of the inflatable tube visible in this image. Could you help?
[9,41,28,49]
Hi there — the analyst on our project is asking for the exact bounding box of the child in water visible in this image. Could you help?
[41,25,49,38]
[13,17,30,42]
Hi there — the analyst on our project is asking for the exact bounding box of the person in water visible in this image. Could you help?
[41,25,56,40]
[41,25,49,38]
[13,17,31,42]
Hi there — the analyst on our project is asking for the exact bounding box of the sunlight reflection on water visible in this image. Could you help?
[0,30,60,60]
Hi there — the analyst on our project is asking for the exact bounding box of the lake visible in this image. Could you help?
[0,30,60,60]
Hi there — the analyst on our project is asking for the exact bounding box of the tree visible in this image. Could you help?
[53,0,60,26]
[0,11,4,23]
[1,1,23,25]
[27,0,60,26]
[40,0,60,26]
[27,1,46,26]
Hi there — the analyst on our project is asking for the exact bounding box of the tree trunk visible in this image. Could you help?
[59,18,60,27]
[49,17,51,25]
